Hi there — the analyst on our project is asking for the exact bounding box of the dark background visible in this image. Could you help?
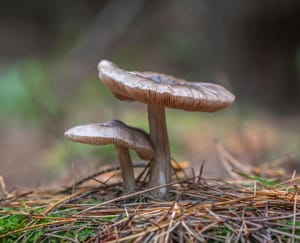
[1,0,300,190]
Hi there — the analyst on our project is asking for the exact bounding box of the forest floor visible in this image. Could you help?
[1,155,300,242]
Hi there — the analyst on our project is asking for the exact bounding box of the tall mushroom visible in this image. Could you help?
[98,60,235,198]
[64,120,154,193]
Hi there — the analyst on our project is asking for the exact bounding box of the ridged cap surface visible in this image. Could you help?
[98,60,235,112]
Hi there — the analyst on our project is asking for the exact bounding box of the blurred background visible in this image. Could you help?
[1,0,300,190]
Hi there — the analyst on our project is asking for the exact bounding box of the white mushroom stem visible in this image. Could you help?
[147,104,171,198]
[115,145,136,193]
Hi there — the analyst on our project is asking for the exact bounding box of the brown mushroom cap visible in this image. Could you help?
[64,120,154,160]
[98,60,235,112]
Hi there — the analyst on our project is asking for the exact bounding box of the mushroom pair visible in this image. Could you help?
[98,60,235,198]
[65,120,154,193]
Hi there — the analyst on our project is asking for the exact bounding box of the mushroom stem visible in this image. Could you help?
[115,145,136,193]
[147,104,171,198]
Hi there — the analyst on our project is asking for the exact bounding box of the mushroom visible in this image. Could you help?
[98,60,235,198]
[64,120,154,193]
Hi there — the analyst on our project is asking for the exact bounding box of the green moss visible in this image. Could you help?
[0,214,27,235]
[0,205,122,242]
[77,227,96,241]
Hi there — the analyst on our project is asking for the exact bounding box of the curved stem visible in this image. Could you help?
[147,104,171,199]
[115,145,136,193]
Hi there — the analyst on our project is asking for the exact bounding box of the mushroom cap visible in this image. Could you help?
[98,60,235,112]
[64,120,154,160]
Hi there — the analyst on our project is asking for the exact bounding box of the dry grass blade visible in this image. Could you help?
[0,175,13,198]
[292,188,297,243]
[216,141,248,179]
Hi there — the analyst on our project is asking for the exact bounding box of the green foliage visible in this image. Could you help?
[0,59,59,122]
[0,67,28,116]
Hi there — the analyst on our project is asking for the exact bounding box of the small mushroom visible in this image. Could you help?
[98,60,235,198]
[64,120,154,193]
